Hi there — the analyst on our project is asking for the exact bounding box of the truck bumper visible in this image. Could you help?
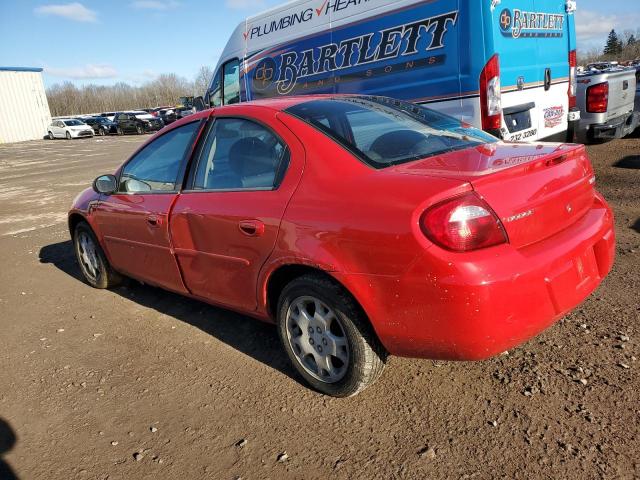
[591,111,640,140]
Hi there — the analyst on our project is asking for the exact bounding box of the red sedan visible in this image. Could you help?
[69,95,615,397]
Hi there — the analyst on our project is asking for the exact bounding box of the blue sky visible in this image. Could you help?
[1,0,638,88]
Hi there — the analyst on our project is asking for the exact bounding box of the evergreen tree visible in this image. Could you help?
[628,34,637,46]
[604,29,621,55]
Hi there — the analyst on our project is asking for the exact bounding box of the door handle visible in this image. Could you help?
[239,220,265,237]
[147,215,161,227]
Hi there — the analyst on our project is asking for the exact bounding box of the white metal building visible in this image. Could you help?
[0,67,52,144]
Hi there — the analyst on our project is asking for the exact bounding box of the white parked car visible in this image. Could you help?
[48,119,94,140]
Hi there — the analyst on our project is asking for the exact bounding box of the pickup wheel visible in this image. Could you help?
[73,221,122,289]
[277,274,387,397]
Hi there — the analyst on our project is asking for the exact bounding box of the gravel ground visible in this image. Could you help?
[0,133,638,480]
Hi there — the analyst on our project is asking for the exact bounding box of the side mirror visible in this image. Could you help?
[193,96,206,112]
[93,174,118,194]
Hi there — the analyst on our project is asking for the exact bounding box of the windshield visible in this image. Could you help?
[285,96,497,169]
[63,119,84,126]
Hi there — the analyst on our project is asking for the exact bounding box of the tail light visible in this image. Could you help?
[568,50,577,109]
[420,193,508,252]
[586,82,608,113]
[480,54,502,131]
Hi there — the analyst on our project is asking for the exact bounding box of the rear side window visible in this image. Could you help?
[119,121,200,193]
[285,96,496,169]
[192,118,288,191]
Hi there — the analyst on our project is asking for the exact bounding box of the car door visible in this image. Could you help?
[123,114,134,132]
[54,121,64,137]
[170,109,305,312]
[92,120,203,293]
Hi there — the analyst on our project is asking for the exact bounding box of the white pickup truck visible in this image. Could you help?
[576,66,639,143]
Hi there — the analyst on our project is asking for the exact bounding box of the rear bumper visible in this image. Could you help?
[590,112,639,139]
[338,194,615,361]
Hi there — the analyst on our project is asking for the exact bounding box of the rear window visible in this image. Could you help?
[285,96,496,169]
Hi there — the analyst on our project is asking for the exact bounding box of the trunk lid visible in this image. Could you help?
[390,142,596,249]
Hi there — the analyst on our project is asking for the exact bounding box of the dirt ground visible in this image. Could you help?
[0,132,638,480]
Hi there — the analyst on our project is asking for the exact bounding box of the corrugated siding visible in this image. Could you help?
[0,71,52,144]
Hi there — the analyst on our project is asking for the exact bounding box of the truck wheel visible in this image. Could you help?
[73,221,122,289]
[277,273,387,397]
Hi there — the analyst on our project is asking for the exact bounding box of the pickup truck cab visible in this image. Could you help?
[577,66,639,142]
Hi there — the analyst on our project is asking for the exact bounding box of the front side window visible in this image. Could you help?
[285,96,497,169]
[192,118,288,191]
[222,59,240,105]
[119,121,200,193]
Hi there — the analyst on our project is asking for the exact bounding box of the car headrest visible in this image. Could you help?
[369,129,429,158]
[228,138,276,177]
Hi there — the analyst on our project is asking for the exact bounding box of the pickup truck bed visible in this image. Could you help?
[577,68,639,143]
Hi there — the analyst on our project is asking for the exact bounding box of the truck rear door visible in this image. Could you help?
[493,0,571,142]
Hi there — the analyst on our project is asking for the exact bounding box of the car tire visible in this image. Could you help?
[66,132,72,140]
[277,273,387,397]
[48,131,55,140]
[73,221,122,289]
[136,125,143,135]
[117,127,124,136]
[99,127,106,136]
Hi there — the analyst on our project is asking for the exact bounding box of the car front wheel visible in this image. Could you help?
[73,222,122,289]
[117,127,123,136]
[136,125,143,134]
[277,274,387,397]
[66,132,72,140]
[48,131,55,140]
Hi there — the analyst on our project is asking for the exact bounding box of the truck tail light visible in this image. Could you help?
[480,54,502,132]
[568,50,577,109]
[586,82,609,113]
[420,193,508,252]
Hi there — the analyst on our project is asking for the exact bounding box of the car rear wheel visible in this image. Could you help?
[99,127,106,136]
[117,127,124,136]
[277,274,387,397]
[73,222,122,289]
[48,131,54,140]
[136,125,143,135]
[66,132,72,140]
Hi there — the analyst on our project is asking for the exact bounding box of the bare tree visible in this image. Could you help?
[46,70,208,117]
[194,66,214,97]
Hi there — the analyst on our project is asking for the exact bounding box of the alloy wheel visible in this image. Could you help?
[76,231,100,281]
[285,296,350,383]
